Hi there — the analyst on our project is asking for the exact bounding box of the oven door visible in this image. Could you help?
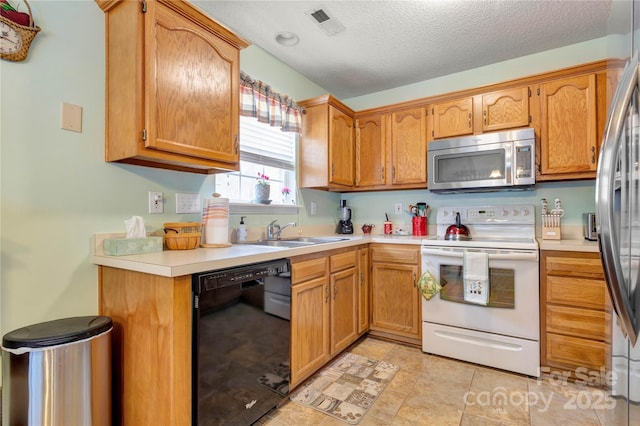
[421,246,539,340]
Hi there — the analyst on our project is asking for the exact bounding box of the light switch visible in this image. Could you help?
[61,102,82,133]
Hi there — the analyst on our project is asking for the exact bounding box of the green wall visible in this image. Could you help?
[0,1,624,355]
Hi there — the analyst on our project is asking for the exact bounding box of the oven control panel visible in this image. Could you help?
[436,205,535,225]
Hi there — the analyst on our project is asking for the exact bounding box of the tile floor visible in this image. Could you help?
[260,337,632,425]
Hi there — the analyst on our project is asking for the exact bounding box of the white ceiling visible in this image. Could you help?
[193,0,625,99]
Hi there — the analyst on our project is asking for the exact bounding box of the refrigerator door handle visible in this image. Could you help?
[596,52,639,346]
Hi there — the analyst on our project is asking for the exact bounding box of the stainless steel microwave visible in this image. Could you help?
[427,127,535,193]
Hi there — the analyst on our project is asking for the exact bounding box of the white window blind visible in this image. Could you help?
[240,116,295,170]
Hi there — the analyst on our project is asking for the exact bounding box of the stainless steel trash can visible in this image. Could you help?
[1,316,112,426]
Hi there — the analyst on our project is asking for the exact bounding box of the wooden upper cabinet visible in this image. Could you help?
[355,113,386,187]
[538,74,598,179]
[298,95,355,190]
[329,108,356,186]
[391,107,427,185]
[431,97,473,139]
[97,0,249,174]
[481,87,530,132]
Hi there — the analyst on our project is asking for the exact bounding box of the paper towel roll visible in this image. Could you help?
[202,195,229,245]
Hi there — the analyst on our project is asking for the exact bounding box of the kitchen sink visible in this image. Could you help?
[240,237,348,247]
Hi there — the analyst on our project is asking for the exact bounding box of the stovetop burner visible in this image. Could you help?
[423,205,538,250]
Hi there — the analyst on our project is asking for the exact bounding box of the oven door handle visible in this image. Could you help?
[420,248,538,261]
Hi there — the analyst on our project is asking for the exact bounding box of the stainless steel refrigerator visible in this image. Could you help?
[597,2,640,423]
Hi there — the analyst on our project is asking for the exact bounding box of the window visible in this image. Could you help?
[215,116,297,204]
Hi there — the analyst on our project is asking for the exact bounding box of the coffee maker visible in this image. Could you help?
[336,200,353,234]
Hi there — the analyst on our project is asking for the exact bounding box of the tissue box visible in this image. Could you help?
[103,237,163,256]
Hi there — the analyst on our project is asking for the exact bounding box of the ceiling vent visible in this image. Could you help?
[307,7,345,36]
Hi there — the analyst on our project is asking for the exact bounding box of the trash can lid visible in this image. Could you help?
[2,316,112,349]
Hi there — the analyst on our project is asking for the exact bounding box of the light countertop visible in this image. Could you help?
[92,234,423,277]
[93,232,600,278]
[537,238,599,253]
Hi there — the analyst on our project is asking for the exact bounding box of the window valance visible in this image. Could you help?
[240,71,304,133]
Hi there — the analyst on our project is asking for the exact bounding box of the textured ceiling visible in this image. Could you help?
[193,0,621,99]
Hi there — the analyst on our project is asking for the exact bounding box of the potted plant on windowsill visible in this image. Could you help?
[255,172,271,204]
[281,187,291,204]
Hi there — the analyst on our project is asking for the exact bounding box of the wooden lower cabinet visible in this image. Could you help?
[98,266,192,425]
[290,247,364,387]
[290,272,331,387]
[358,247,370,334]
[540,250,611,384]
[369,244,421,345]
[330,252,359,354]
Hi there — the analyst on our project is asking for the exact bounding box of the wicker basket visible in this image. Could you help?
[163,222,202,250]
[0,0,41,62]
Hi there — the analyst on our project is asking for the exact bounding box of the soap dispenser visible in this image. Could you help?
[237,216,247,242]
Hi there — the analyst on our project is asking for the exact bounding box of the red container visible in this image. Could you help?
[383,221,393,235]
[412,216,427,236]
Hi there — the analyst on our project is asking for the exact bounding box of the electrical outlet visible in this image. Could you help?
[310,201,317,216]
[176,193,201,214]
[148,191,164,214]
[395,202,402,215]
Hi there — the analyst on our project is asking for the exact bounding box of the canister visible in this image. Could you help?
[384,221,393,235]
[412,216,427,236]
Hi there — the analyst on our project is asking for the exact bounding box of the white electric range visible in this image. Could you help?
[421,205,540,377]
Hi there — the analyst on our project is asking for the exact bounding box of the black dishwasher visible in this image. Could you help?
[192,259,291,426]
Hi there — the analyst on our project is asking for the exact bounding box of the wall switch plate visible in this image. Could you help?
[395,202,403,215]
[310,201,317,216]
[148,191,163,214]
[176,193,201,214]
[60,102,82,133]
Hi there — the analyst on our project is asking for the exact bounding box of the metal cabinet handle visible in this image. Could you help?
[413,272,417,288]
[325,285,329,303]
[333,282,337,300]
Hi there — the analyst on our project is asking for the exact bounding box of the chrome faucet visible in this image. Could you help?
[267,220,297,240]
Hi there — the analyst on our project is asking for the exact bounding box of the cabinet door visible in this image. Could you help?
[290,277,330,387]
[482,87,530,132]
[370,262,420,338]
[146,2,239,163]
[330,267,358,354]
[539,74,598,176]
[355,114,386,187]
[391,107,427,185]
[328,106,355,186]
[431,97,473,138]
[358,247,370,334]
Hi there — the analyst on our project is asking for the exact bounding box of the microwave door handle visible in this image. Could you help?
[506,146,513,185]
[421,248,538,261]
[596,52,639,346]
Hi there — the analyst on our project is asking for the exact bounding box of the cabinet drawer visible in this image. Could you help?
[546,305,610,341]
[330,251,357,272]
[292,257,328,284]
[546,333,608,372]
[546,275,608,310]
[545,255,604,279]
[371,245,419,264]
